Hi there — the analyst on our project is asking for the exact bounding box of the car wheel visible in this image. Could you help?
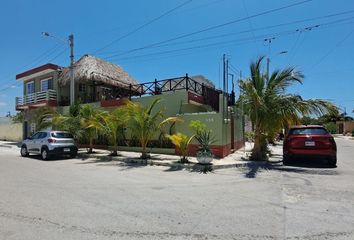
[20,145,29,157]
[328,156,337,167]
[41,148,50,160]
[70,152,77,158]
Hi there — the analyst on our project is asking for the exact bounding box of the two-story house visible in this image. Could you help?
[15,54,244,158]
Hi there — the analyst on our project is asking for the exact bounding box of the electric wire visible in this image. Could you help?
[93,0,193,54]
[104,0,314,59]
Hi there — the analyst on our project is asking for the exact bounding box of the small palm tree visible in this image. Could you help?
[239,56,338,161]
[100,107,129,156]
[166,133,194,163]
[126,99,179,159]
[79,104,103,153]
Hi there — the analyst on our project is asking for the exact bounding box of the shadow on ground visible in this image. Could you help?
[241,157,338,178]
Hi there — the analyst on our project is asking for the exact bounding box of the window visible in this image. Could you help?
[79,83,86,92]
[51,132,74,139]
[26,81,35,94]
[289,127,328,135]
[40,78,53,91]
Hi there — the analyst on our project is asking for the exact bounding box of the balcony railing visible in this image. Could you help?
[16,89,57,107]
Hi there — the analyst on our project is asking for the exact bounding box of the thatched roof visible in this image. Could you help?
[58,55,139,88]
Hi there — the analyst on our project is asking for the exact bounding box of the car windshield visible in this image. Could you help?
[51,132,74,138]
[289,127,328,135]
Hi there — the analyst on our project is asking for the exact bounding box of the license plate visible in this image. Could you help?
[305,141,315,146]
[63,148,70,152]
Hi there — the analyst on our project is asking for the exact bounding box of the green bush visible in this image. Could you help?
[324,122,336,134]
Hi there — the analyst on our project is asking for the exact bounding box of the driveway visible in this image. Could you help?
[0,138,353,240]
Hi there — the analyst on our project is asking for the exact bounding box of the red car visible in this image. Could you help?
[283,125,337,166]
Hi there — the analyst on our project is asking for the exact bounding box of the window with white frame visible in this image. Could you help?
[40,78,53,91]
[26,81,35,94]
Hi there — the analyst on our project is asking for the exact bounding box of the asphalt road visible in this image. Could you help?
[0,138,353,240]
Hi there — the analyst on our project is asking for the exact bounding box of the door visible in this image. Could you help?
[27,132,41,152]
[23,121,28,140]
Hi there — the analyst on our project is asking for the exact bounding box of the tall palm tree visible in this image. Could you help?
[125,99,179,159]
[100,107,129,156]
[239,56,338,161]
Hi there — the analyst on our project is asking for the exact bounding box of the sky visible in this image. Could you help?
[0,0,353,117]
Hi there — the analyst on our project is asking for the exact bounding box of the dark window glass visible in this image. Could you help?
[39,132,47,139]
[51,132,73,138]
[289,127,328,135]
[30,132,41,139]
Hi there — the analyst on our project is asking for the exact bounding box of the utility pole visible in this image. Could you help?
[42,32,75,105]
[239,71,246,155]
[69,34,75,106]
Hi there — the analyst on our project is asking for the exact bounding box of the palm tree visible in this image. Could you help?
[79,104,103,153]
[126,99,179,160]
[53,103,83,140]
[166,133,194,163]
[239,56,338,161]
[100,107,129,156]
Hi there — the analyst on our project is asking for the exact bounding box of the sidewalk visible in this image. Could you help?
[0,140,20,149]
[77,141,267,171]
[0,140,277,170]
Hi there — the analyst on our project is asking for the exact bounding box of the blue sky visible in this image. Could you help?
[0,0,353,117]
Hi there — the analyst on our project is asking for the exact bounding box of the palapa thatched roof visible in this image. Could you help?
[58,55,139,88]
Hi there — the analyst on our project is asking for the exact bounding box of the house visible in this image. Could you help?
[336,120,354,135]
[15,55,244,158]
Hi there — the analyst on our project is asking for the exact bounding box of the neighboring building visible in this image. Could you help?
[15,55,244,158]
[0,117,22,141]
[336,120,354,135]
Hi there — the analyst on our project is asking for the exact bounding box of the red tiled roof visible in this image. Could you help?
[16,63,60,80]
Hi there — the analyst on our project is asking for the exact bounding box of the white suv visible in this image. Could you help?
[20,131,78,160]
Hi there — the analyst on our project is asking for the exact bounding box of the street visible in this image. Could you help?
[0,138,353,240]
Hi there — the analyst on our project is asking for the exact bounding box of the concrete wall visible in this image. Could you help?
[336,121,354,135]
[0,117,22,141]
[53,90,244,157]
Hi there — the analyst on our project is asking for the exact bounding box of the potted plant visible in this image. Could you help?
[190,120,215,164]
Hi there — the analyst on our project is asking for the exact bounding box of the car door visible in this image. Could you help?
[27,132,41,152]
[36,132,48,151]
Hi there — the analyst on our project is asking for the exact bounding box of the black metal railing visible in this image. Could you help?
[101,75,234,111]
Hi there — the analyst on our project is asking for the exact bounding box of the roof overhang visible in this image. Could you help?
[16,63,60,81]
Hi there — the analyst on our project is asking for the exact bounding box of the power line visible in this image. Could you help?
[97,10,354,58]
[104,0,314,59]
[93,0,193,54]
[107,19,352,63]
[309,28,354,70]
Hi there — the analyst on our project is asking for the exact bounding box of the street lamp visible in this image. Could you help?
[266,51,288,80]
[42,32,75,106]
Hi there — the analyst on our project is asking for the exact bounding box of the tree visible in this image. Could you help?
[100,107,129,156]
[239,56,338,161]
[79,104,103,153]
[166,133,194,163]
[125,98,179,160]
[53,103,83,140]
[31,107,55,131]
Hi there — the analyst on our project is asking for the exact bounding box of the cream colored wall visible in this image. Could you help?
[0,118,22,141]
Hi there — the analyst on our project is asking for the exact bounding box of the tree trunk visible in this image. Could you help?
[251,131,262,161]
[140,139,148,160]
[111,142,118,156]
[88,137,93,154]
